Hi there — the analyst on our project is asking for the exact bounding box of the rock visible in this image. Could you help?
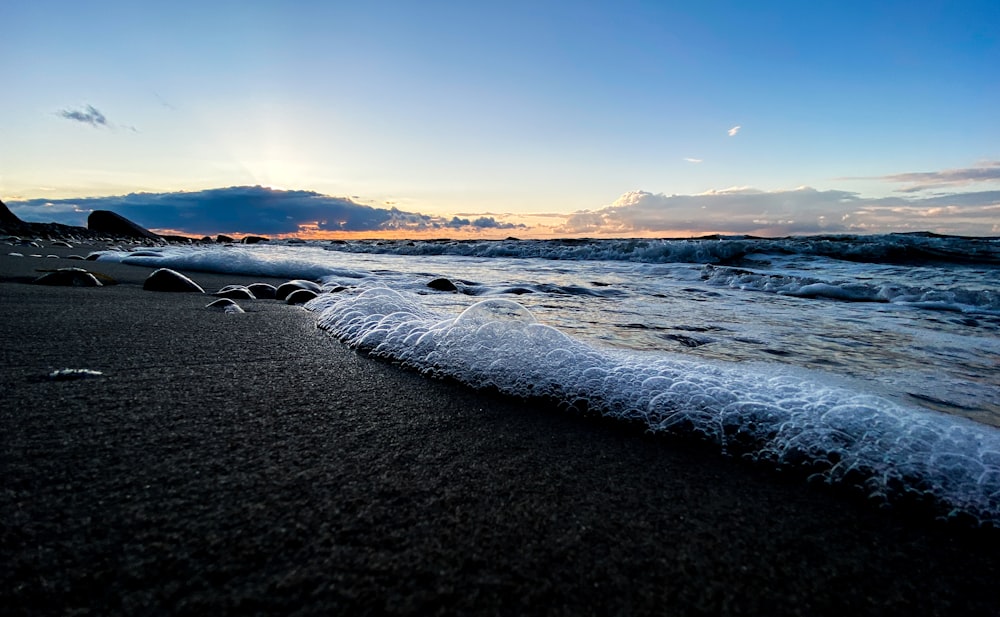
[32,268,103,287]
[50,240,73,248]
[285,288,318,305]
[275,280,321,300]
[86,271,118,285]
[2,198,120,241]
[88,210,162,241]
[240,235,270,244]
[0,198,28,235]
[216,234,235,243]
[428,277,458,292]
[143,268,204,293]
[213,285,256,300]
[206,298,245,313]
[247,283,277,299]
[162,234,194,244]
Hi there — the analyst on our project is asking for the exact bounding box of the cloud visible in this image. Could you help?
[559,187,1000,237]
[870,161,1000,192]
[58,105,109,128]
[728,125,741,137]
[683,157,703,164]
[6,186,526,236]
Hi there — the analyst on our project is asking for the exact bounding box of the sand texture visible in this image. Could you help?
[2,245,1000,616]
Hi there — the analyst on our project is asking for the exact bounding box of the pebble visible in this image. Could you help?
[143,268,205,293]
[213,285,256,299]
[32,268,103,287]
[206,298,245,313]
[285,288,318,304]
[275,280,321,300]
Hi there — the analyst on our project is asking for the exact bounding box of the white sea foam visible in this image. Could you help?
[308,288,1000,525]
[312,234,1000,267]
[95,246,365,281]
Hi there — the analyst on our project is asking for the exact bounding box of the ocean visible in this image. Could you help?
[96,233,1000,525]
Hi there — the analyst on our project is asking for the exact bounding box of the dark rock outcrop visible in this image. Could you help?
[162,235,194,244]
[240,235,270,245]
[2,197,125,241]
[216,235,235,244]
[88,210,161,241]
[1,198,28,235]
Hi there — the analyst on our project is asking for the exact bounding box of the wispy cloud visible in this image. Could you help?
[727,125,741,137]
[57,104,137,132]
[683,157,703,164]
[58,105,109,128]
[871,161,1000,192]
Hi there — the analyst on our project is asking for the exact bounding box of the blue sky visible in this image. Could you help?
[2,0,998,237]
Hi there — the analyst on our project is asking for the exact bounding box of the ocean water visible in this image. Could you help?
[95,233,1000,525]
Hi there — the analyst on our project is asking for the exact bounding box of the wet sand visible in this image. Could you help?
[2,243,999,616]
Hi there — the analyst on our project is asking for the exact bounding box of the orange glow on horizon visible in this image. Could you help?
[149,211,731,241]
[150,225,726,242]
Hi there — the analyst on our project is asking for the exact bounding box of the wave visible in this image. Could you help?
[316,234,1000,266]
[307,287,1000,526]
[95,247,367,281]
[702,265,1000,313]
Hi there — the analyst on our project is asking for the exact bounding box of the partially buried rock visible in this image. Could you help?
[285,288,318,305]
[428,277,458,292]
[240,235,269,244]
[247,283,277,299]
[33,268,103,287]
[213,285,256,299]
[143,268,204,293]
[275,279,321,300]
[205,298,245,313]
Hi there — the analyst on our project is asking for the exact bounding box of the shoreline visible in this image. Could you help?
[2,243,1000,616]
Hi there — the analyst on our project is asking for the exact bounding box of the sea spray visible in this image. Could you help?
[308,287,1000,526]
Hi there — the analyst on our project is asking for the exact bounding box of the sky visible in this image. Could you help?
[2,0,999,238]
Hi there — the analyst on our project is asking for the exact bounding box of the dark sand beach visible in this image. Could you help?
[3,243,1000,616]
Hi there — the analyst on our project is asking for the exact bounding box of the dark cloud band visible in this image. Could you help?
[7,186,525,236]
